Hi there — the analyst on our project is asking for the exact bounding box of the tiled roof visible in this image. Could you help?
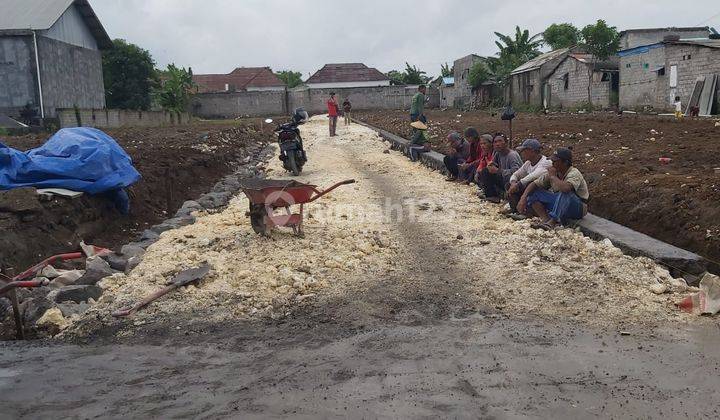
[193,67,285,93]
[306,63,389,84]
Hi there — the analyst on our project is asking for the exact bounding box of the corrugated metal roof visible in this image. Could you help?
[0,0,74,30]
[568,53,619,70]
[0,0,112,49]
[510,48,570,75]
[666,39,720,49]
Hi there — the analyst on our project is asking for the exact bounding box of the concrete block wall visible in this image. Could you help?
[57,109,191,128]
[453,55,483,106]
[665,44,720,110]
[619,46,668,109]
[0,35,38,117]
[189,85,439,119]
[549,58,612,108]
[620,44,720,111]
[289,86,431,114]
[191,90,287,118]
[38,36,105,117]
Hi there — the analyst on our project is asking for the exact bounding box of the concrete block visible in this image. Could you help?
[576,214,707,280]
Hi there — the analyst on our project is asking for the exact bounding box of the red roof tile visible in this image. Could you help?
[193,67,285,93]
[306,63,389,84]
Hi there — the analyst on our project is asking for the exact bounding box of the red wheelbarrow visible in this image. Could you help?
[239,178,355,236]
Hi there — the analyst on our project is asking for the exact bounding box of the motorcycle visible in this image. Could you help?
[267,108,308,176]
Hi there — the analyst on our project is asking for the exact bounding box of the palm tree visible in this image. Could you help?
[491,26,543,86]
[494,26,543,64]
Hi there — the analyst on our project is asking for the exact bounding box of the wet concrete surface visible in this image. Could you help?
[2,317,720,419]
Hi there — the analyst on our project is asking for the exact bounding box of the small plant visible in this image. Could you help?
[0,127,9,137]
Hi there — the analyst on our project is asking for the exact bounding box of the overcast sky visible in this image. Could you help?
[91,0,720,78]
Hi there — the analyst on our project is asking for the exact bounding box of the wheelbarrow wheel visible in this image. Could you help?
[287,151,301,176]
[249,203,268,235]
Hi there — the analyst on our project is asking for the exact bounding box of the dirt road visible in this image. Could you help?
[2,116,719,419]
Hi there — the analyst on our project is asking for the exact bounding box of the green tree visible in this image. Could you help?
[581,20,620,61]
[275,70,303,88]
[402,62,430,85]
[492,26,543,86]
[440,62,454,77]
[468,61,491,90]
[156,64,194,113]
[386,70,405,85]
[102,39,157,110]
[581,20,620,105]
[543,23,581,50]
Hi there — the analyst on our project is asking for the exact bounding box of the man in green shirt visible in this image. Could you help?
[410,85,427,123]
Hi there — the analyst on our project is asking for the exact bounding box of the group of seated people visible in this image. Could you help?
[407,121,589,230]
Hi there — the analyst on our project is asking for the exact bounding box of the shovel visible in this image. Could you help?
[112,263,212,318]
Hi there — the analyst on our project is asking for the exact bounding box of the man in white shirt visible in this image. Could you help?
[506,139,552,217]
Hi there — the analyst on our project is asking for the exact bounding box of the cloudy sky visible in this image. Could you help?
[91,0,720,78]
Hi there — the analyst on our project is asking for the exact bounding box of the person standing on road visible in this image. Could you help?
[518,147,589,230]
[342,98,352,126]
[475,133,522,203]
[327,92,339,136]
[410,85,427,123]
[506,139,552,217]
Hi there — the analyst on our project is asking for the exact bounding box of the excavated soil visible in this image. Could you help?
[0,121,273,273]
[355,109,720,270]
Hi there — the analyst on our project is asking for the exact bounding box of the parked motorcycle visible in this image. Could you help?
[268,108,308,176]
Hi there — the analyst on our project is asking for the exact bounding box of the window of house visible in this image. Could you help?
[626,63,632,68]
[657,67,665,76]
[601,72,611,81]
[563,73,569,90]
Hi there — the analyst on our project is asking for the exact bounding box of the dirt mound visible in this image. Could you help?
[0,121,274,273]
[356,110,720,268]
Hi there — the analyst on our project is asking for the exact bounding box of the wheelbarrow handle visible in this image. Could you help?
[309,179,356,202]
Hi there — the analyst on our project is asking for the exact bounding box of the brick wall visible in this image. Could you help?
[549,58,613,108]
[57,108,191,128]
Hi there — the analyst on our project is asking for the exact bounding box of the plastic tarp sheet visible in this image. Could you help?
[0,127,140,196]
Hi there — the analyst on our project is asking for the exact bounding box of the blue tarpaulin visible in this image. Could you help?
[0,128,141,212]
